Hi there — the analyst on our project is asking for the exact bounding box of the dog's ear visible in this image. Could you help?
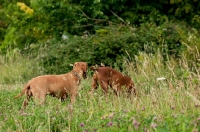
[73,62,79,69]
[81,62,87,73]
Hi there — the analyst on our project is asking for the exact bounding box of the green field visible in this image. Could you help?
[1,1,200,131]
[0,53,199,132]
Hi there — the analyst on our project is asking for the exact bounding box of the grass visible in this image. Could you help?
[0,50,44,84]
[0,51,199,132]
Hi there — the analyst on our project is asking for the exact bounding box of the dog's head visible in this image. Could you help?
[73,62,88,79]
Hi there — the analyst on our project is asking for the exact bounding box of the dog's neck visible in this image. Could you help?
[72,70,82,80]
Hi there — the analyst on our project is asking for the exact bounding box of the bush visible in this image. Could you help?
[24,22,187,74]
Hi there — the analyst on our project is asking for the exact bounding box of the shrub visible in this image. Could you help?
[24,22,187,74]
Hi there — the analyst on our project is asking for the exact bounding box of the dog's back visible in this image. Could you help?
[93,67,133,85]
[91,66,136,95]
[94,67,130,83]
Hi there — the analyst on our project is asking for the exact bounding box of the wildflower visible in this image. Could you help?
[101,115,106,120]
[133,120,140,129]
[153,116,157,121]
[150,123,157,129]
[143,127,148,132]
[142,106,146,111]
[108,112,114,118]
[124,110,128,113]
[17,2,34,14]
[80,122,85,127]
[195,104,199,107]
[171,105,175,110]
[106,122,113,127]
[17,2,26,11]
[25,8,33,14]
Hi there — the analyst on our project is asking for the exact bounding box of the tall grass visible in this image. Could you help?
[0,50,199,132]
[0,49,44,84]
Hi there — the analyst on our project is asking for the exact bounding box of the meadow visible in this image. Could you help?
[0,51,199,132]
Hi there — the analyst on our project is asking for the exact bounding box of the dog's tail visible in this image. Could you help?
[14,84,30,99]
[90,66,97,71]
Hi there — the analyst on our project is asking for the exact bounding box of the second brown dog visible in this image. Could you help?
[90,66,136,96]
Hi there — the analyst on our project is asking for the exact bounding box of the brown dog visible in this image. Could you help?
[90,66,136,96]
[14,62,87,108]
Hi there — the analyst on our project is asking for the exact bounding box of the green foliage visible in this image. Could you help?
[1,0,199,51]
[0,0,200,72]
[0,0,82,52]
[25,22,186,74]
[168,0,200,25]
[0,2,35,52]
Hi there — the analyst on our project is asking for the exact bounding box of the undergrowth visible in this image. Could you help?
[0,51,199,132]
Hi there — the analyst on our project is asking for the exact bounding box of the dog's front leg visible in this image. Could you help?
[127,84,137,97]
[70,87,78,104]
[90,74,99,94]
[112,84,121,96]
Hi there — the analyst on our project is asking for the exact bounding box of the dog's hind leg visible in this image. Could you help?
[99,80,109,94]
[22,87,32,107]
[90,73,99,93]
[32,90,46,106]
[22,98,29,107]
